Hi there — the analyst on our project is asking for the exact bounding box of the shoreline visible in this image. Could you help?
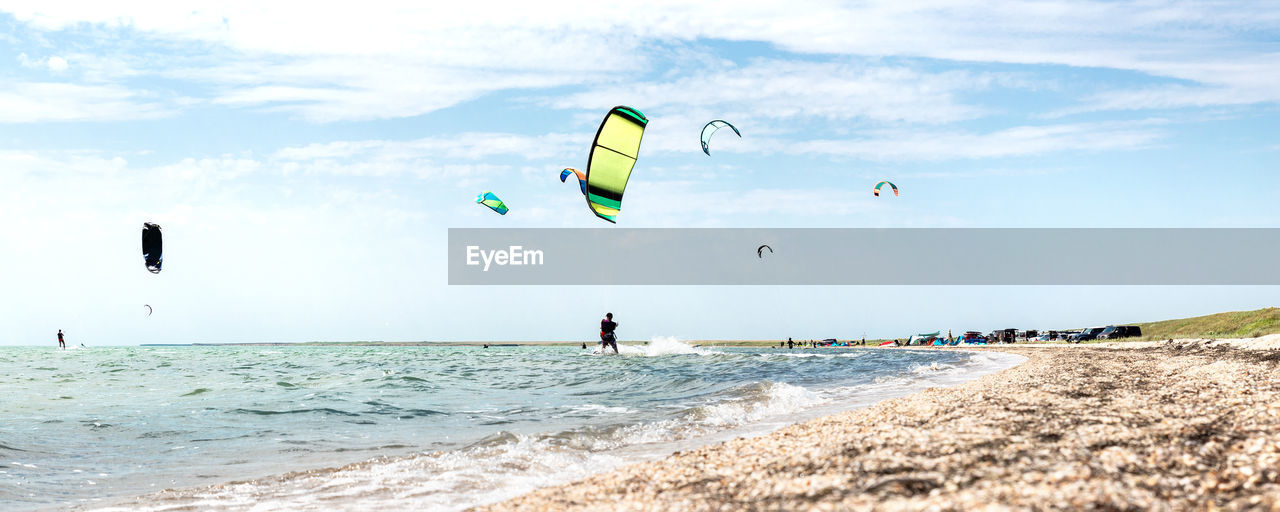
[66,339,1279,510]
[74,345,1014,511]
[476,338,1280,511]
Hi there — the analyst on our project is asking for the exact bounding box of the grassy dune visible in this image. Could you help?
[1133,307,1280,340]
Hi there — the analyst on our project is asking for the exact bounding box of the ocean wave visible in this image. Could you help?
[872,350,1025,388]
[555,403,634,417]
[0,441,27,452]
[757,350,869,359]
[231,407,360,417]
[691,381,825,428]
[909,361,955,374]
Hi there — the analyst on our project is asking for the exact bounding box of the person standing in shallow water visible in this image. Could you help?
[600,313,619,354]
[57,329,65,349]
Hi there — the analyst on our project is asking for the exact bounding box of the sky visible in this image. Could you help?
[1,1,1278,345]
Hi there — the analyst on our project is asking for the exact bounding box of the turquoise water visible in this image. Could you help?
[0,339,1021,511]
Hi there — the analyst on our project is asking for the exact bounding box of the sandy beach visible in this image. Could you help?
[477,338,1280,511]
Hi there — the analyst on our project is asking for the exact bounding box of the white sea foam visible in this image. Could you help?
[556,403,634,416]
[615,336,711,356]
[94,432,623,512]
[695,382,825,427]
[910,361,953,374]
[94,380,838,512]
[94,381,830,512]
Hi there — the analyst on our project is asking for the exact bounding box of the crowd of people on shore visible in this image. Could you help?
[778,337,872,349]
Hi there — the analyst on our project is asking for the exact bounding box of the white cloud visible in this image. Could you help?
[898,167,1065,179]
[4,1,1277,122]
[630,183,875,217]
[634,117,1165,160]
[0,82,174,123]
[547,61,998,125]
[775,121,1166,161]
[18,53,73,73]
[186,58,600,122]
[4,3,654,121]
[151,157,262,185]
[269,133,583,179]
[1066,79,1280,115]
[0,149,129,175]
[46,55,68,71]
[617,181,969,228]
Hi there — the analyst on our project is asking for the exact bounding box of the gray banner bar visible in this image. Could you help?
[448,228,1280,285]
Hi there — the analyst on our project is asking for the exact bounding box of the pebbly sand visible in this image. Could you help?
[476,338,1280,511]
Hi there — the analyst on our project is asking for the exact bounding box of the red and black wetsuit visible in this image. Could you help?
[600,319,618,353]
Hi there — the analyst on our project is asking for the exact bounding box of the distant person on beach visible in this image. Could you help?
[600,313,619,354]
[57,329,65,349]
[788,338,794,349]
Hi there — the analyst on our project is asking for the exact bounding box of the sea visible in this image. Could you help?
[0,338,1023,511]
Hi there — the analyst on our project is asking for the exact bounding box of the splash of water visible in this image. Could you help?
[616,336,711,356]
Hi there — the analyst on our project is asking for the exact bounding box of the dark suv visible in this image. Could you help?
[1097,325,1142,340]
[1069,327,1106,343]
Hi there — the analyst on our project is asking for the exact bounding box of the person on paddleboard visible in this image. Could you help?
[57,329,65,349]
[600,313,619,354]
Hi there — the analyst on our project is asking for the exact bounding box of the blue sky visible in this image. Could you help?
[1,2,1277,345]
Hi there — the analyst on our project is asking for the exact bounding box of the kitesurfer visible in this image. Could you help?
[57,329,65,349]
[600,313,619,354]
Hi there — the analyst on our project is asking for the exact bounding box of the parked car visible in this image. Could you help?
[1069,327,1106,343]
[1097,325,1142,340]
[988,328,1017,344]
[1057,331,1079,341]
